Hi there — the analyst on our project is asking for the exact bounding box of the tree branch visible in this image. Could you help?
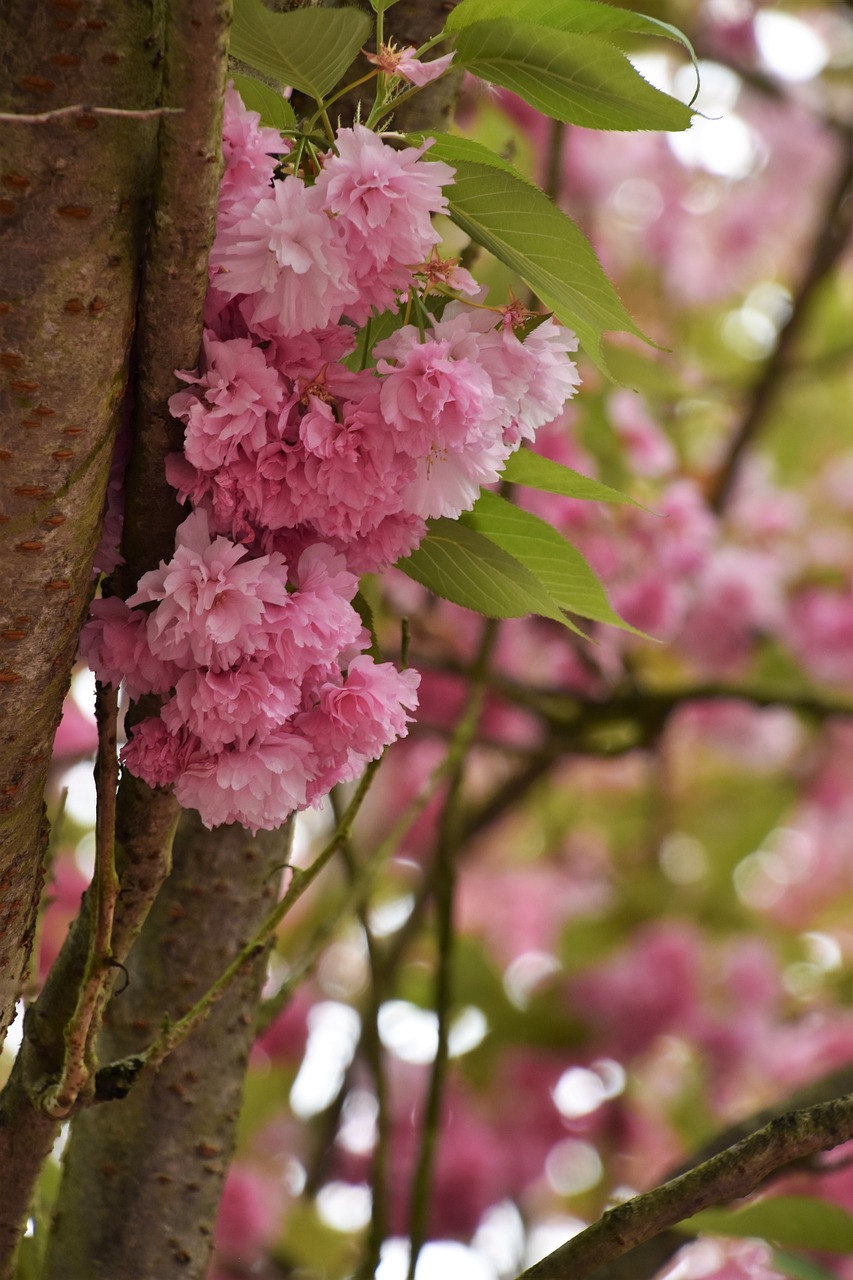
[708,132,853,512]
[41,682,119,1119]
[585,1065,853,1280]
[407,618,498,1279]
[515,1092,853,1280]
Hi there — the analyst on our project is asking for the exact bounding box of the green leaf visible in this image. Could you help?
[230,0,372,102]
[445,0,700,105]
[398,519,584,632]
[230,73,297,133]
[463,491,640,632]
[425,145,649,372]
[501,448,640,506]
[413,130,525,179]
[679,1197,853,1254]
[445,0,696,60]
[453,20,693,132]
[369,0,402,10]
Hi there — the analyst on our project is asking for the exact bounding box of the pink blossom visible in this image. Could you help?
[376,328,509,518]
[366,44,455,87]
[571,923,701,1058]
[785,587,853,686]
[53,691,98,759]
[284,393,416,541]
[298,656,420,789]
[161,665,301,752]
[427,304,580,442]
[658,1236,786,1280]
[336,511,427,573]
[318,124,451,248]
[38,856,90,983]
[655,481,718,577]
[120,717,197,789]
[128,510,289,670]
[175,731,318,833]
[79,596,178,701]
[170,331,283,470]
[678,547,785,675]
[507,317,581,437]
[214,1164,285,1265]
[609,388,676,477]
[315,125,453,314]
[211,175,359,336]
[218,85,286,228]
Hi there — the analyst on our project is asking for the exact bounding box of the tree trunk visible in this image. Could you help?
[0,0,162,1050]
[44,815,287,1280]
[0,0,230,1269]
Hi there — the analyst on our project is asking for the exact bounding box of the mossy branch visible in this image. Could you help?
[40,682,119,1119]
[514,1092,853,1280]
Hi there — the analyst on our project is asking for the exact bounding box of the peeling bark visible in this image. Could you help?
[0,0,162,1049]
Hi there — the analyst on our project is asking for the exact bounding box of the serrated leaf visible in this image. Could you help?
[463,491,640,632]
[413,130,525,179]
[445,0,697,65]
[501,449,639,506]
[230,0,371,102]
[369,0,402,10]
[445,0,700,106]
[230,74,297,133]
[453,20,693,132]
[430,151,648,372]
[679,1197,853,1254]
[398,519,584,632]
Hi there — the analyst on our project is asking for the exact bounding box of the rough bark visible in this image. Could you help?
[516,1094,853,1280]
[0,776,179,1276]
[0,0,162,1050]
[3,3,461,1273]
[0,0,230,1267]
[44,815,288,1280]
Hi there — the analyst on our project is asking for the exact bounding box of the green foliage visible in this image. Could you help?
[501,447,640,505]
[452,20,693,132]
[230,0,371,102]
[229,73,297,132]
[678,1197,853,1254]
[398,517,586,632]
[445,0,695,52]
[423,136,650,372]
[462,491,640,631]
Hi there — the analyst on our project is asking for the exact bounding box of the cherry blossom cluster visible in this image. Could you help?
[82,88,581,831]
[166,89,580,573]
[82,515,419,833]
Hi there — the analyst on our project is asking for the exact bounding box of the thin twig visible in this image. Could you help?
[42,682,120,1118]
[331,789,391,1280]
[514,1092,853,1280]
[587,1065,853,1280]
[0,105,185,124]
[709,135,853,512]
[407,618,498,1280]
